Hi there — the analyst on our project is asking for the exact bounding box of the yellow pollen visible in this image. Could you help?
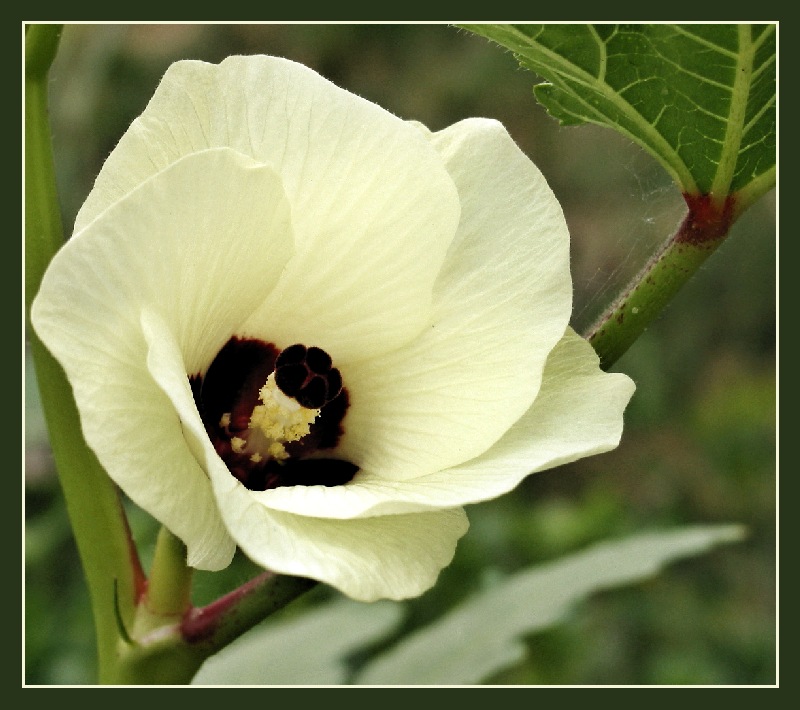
[218,374,320,464]
[249,372,320,450]
[268,442,290,461]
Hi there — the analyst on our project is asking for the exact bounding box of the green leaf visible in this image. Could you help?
[460,24,775,207]
[190,598,404,685]
[354,525,744,685]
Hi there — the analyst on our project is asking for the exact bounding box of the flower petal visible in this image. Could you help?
[209,477,469,602]
[142,308,470,599]
[141,311,237,568]
[337,118,573,480]
[74,55,462,361]
[31,148,296,569]
[253,329,634,519]
[378,328,637,509]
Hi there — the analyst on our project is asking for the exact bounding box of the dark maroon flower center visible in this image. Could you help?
[190,337,357,491]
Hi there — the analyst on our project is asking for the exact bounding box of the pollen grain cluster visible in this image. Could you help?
[248,373,320,460]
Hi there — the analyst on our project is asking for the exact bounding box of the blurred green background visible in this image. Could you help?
[25,24,776,685]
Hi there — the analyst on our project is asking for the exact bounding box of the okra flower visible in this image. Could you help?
[31,56,635,602]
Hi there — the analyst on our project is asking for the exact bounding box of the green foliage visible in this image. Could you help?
[353,527,742,685]
[192,599,403,685]
[460,24,776,205]
[189,527,742,685]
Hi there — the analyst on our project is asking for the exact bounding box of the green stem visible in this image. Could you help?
[25,24,144,684]
[113,572,315,685]
[585,193,736,369]
[25,25,64,308]
[181,573,316,651]
[142,527,194,621]
[734,166,776,219]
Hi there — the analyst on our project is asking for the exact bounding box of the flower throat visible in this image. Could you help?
[191,338,357,491]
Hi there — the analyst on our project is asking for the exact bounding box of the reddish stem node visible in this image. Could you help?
[678,193,737,245]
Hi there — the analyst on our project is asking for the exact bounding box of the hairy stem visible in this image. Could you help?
[584,193,737,370]
[181,573,317,651]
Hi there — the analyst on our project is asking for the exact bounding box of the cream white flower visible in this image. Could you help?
[31,56,635,602]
